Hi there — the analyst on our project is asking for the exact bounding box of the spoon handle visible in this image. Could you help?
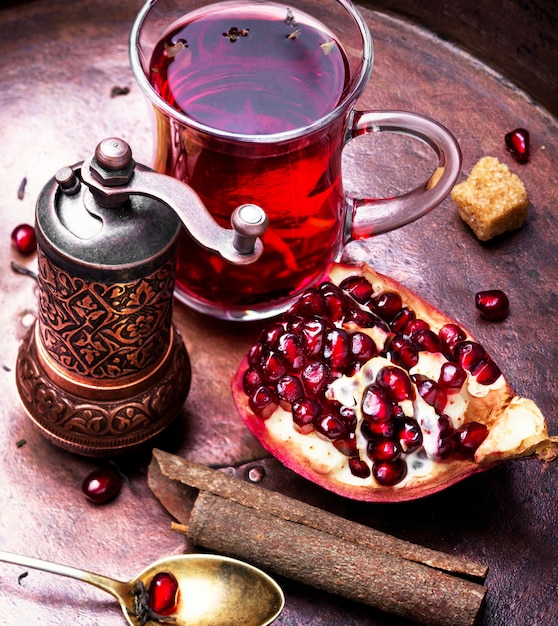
[0,549,129,600]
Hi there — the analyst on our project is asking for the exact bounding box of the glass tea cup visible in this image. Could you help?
[130,0,461,320]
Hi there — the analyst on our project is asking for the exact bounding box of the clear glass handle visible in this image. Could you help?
[344,110,462,240]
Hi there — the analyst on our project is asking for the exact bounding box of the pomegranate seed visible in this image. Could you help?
[323,328,350,371]
[276,375,304,407]
[404,318,430,336]
[301,360,330,397]
[333,431,358,456]
[82,467,121,504]
[438,362,467,392]
[361,385,394,422]
[389,307,416,333]
[438,324,466,353]
[259,349,287,382]
[148,571,180,616]
[361,419,395,440]
[370,291,403,322]
[396,419,423,452]
[369,439,402,463]
[454,422,489,457]
[412,328,442,353]
[292,399,321,433]
[435,436,456,461]
[276,332,306,372]
[249,386,278,419]
[286,287,324,317]
[345,306,389,330]
[242,367,263,394]
[474,357,502,385]
[454,341,487,374]
[414,375,447,413]
[11,223,37,255]
[339,275,373,303]
[437,414,454,438]
[505,127,530,163]
[388,334,419,369]
[315,413,347,440]
[260,322,284,348]
[247,342,263,367]
[376,366,415,402]
[320,282,350,321]
[339,405,357,429]
[350,331,377,362]
[299,316,328,357]
[474,289,510,321]
[372,459,407,486]
[349,457,371,478]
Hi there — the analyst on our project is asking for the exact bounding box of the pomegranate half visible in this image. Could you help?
[232,262,557,502]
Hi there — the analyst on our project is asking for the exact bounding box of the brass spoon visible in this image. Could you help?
[0,550,284,626]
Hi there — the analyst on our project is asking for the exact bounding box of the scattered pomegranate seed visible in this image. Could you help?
[475,289,510,321]
[11,223,37,255]
[505,127,530,163]
[148,571,180,616]
[82,467,121,504]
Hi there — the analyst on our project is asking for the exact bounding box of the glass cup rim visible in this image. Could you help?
[129,0,374,143]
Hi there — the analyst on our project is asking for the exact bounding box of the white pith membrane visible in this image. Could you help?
[234,262,557,500]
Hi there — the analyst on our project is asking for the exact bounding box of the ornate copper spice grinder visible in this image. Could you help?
[15,138,267,456]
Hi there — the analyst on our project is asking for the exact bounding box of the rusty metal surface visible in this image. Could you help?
[0,1,557,625]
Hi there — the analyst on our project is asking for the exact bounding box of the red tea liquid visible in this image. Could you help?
[149,0,351,315]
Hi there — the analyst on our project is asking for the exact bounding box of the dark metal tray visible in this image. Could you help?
[0,1,556,624]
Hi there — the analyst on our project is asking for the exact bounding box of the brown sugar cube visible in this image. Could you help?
[451,156,529,241]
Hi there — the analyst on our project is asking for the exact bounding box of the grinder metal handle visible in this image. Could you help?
[80,137,268,265]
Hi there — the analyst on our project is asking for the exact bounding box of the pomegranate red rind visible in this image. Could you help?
[232,262,557,502]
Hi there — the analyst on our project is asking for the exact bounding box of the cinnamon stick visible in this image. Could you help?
[182,491,486,626]
[152,449,487,580]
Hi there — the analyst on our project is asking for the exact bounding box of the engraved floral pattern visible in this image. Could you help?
[37,249,175,379]
[15,327,190,452]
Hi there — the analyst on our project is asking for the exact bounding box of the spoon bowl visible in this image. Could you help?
[0,550,284,626]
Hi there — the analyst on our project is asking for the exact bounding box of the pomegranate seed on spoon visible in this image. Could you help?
[148,571,180,616]
[505,127,530,163]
